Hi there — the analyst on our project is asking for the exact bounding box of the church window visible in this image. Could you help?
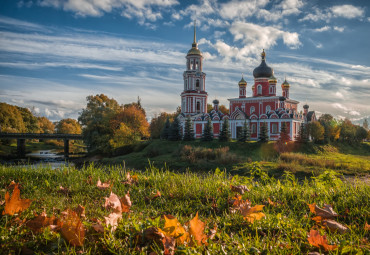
[250,106,255,114]
[197,102,200,113]
[266,105,271,113]
[251,124,256,133]
[196,80,200,89]
[272,123,278,133]
[257,84,262,95]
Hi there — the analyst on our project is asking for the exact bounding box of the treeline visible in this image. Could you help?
[0,102,81,135]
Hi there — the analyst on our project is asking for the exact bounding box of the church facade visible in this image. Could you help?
[178,25,315,141]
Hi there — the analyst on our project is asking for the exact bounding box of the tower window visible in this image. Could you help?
[196,80,200,90]
[257,84,262,95]
[266,105,271,113]
[197,102,200,113]
[252,124,256,133]
[250,106,255,114]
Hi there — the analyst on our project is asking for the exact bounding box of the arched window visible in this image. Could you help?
[250,106,255,114]
[266,105,271,113]
[197,102,200,113]
[257,85,262,95]
[252,124,256,133]
[196,80,200,90]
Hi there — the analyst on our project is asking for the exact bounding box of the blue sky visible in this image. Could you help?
[0,0,369,124]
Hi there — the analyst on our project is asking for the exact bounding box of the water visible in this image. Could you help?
[23,149,74,168]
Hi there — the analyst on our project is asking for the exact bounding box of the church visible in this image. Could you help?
[178,25,316,141]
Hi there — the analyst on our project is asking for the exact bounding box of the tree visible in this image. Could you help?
[201,119,213,142]
[183,116,195,141]
[219,118,231,142]
[318,114,340,143]
[279,122,290,143]
[150,112,177,139]
[207,104,229,114]
[363,119,369,130]
[258,122,269,143]
[339,119,356,142]
[17,106,39,133]
[78,94,122,153]
[238,120,250,142]
[308,121,324,143]
[109,123,135,148]
[0,102,26,133]
[355,126,367,142]
[297,122,309,143]
[160,118,171,140]
[37,117,55,134]
[168,117,182,141]
[56,118,81,134]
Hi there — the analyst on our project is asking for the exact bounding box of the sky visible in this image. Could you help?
[0,0,369,124]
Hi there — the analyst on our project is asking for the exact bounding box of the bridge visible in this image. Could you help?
[0,133,83,157]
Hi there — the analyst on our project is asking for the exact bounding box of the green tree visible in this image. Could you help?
[201,119,213,142]
[109,123,136,148]
[219,118,231,142]
[183,116,195,141]
[238,120,250,142]
[78,94,122,153]
[308,121,324,143]
[160,118,171,140]
[279,122,290,143]
[297,122,309,143]
[56,118,81,134]
[37,117,55,134]
[318,114,340,143]
[17,106,38,132]
[355,126,367,142]
[168,117,182,141]
[258,122,269,143]
[150,112,176,139]
[339,119,356,142]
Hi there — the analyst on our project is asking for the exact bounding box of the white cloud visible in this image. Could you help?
[219,0,269,20]
[331,5,364,19]
[335,91,344,99]
[333,26,344,32]
[313,26,330,32]
[349,110,360,116]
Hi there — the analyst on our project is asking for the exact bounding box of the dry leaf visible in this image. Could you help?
[307,229,337,251]
[144,227,165,243]
[207,225,217,240]
[162,236,176,255]
[231,185,250,194]
[189,212,207,246]
[311,216,323,223]
[96,179,111,190]
[104,192,122,213]
[238,201,265,223]
[322,219,349,234]
[58,186,71,196]
[152,190,161,199]
[58,209,85,246]
[159,215,189,245]
[26,211,57,233]
[268,198,282,207]
[2,183,31,215]
[308,203,338,219]
[104,212,122,231]
[122,172,138,185]
[92,220,104,233]
[365,223,370,231]
[74,205,85,218]
[120,192,131,213]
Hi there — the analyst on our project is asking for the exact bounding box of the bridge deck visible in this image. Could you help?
[0,133,83,140]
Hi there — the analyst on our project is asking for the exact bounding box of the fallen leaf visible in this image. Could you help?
[58,209,85,246]
[307,229,337,251]
[104,212,122,231]
[26,211,57,233]
[97,179,111,190]
[120,192,131,213]
[104,192,122,213]
[308,203,338,219]
[189,212,207,246]
[322,219,349,234]
[159,215,189,245]
[152,190,161,199]
[312,216,323,223]
[2,183,31,215]
[74,205,85,218]
[365,223,370,231]
[58,186,71,196]
[268,198,279,207]
[163,236,176,255]
[207,225,217,240]
[239,201,265,223]
[231,185,250,194]
[122,172,138,185]
[144,227,165,243]
[92,220,104,233]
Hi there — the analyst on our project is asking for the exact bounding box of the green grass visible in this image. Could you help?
[0,164,369,254]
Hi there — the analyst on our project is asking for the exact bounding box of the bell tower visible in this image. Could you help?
[181,21,207,115]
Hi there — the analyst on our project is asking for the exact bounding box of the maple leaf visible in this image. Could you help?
[308,203,338,218]
[26,211,57,233]
[96,179,111,190]
[307,229,337,251]
[231,185,250,194]
[159,215,189,245]
[144,226,166,243]
[104,192,122,213]
[189,212,208,246]
[322,219,349,234]
[58,209,85,246]
[120,192,131,213]
[238,200,265,223]
[2,183,31,215]
[104,212,122,231]
[92,219,105,233]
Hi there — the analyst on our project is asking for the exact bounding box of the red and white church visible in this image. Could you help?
[178,26,316,141]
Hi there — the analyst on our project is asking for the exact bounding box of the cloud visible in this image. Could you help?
[331,5,364,19]
[313,26,330,32]
[219,0,269,20]
[333,26,344,32]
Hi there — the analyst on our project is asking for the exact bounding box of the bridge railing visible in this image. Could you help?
[0,133,83,140]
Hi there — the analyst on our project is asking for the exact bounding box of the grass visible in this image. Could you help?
[0,164,369,254]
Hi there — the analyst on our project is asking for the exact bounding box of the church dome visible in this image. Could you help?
[187,45,202,56]
[238,76,247,86]
[253,49,273,78]
[282,78,290,88]
[268,75,277,83]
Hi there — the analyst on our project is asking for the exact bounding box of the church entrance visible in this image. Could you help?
[236,126,242,139]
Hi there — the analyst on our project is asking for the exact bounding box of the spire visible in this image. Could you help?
[193,20,196,44]
[261,49,266,60]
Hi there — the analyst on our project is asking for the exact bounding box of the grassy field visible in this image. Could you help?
[101,140,370,178]
[0,164,369,254]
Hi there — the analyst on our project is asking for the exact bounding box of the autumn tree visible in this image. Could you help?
[37,117,55,134]
[219,118,231,142]
[308,121,324,143]
[259,122,269,143]
[319,114,340,143]
[207,104,229,114]
[183,116,195,141]
[56,118,81,134]
[339,119,356,142]
[0,102,26,133]
[17,106,39,133]
[150,112,177,139]
[201,119,213,142]
[238,120,250,142]
[78,94,123,153]
[168,118,182,141]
